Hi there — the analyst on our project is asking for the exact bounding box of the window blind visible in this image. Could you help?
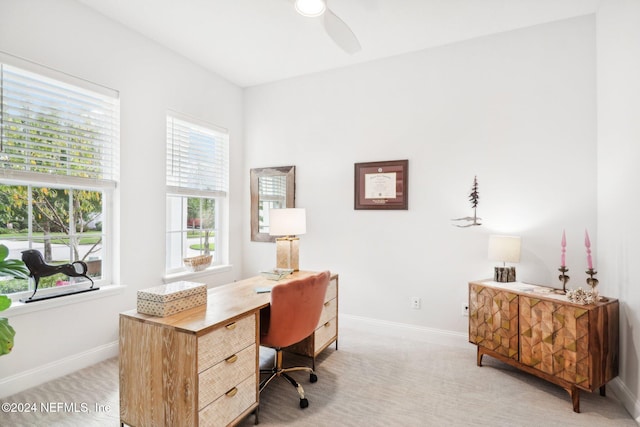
[166,115,229,195]
[258,175,286,201]
[0,64,119,186]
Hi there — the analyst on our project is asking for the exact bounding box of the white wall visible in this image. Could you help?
[4,1,636,419]
[0,0,244,396]
[244,17,597,335]
[596,0,640,421]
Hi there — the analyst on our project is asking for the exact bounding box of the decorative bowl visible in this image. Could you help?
[183,255,212,272]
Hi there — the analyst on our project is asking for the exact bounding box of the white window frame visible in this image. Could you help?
[165,112,229,275]
[0,52,119,302]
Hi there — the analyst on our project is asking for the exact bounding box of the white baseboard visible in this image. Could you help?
[340,313,469,349]
[0,340,118,399]
[608,377,640,424]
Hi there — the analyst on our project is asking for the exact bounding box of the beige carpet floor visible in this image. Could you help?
[1,320,636,426]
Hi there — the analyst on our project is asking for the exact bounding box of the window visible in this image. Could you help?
[0,58,119,299]
[166,114,228,274]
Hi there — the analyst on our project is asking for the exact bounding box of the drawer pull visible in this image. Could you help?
[324,321,331,327]
[225,322,237,330]
[226,387,238,397]
[225,354,238,364]
[324,301,331,307]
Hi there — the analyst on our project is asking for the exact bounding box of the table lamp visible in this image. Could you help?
[488,235,521,282]
[269,208,306,271]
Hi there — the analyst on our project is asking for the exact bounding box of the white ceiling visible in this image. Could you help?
[75,0,598,88]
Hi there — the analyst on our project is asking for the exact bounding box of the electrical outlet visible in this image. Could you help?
[462,302,469,316]
[411,296,421,309]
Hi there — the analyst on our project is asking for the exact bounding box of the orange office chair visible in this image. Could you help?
[259,270,331,408]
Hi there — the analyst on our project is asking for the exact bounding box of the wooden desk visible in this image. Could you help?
[119,271,338,427]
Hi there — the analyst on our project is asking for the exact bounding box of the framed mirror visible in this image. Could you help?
[250,166,295,242]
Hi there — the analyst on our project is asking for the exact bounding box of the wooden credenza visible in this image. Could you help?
[285,274,339,369]
[119,271,338,427]
[468,280,619,413]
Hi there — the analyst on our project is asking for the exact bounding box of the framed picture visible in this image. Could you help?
[354,159,408,210]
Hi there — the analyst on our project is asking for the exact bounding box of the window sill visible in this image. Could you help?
[3,284,126,317]
[163,264,233,284]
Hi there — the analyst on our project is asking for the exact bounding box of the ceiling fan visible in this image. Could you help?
[293,0,362,54]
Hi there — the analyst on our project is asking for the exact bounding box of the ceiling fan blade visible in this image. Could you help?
[323,7,361,54]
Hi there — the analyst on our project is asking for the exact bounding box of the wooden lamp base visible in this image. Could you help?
[494,266,516,282]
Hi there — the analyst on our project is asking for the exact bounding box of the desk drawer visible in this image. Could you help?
[325,277,337,302]
[199,374,257,427]
[198,313,256,372]
[198,344,256,410]
[314,318,337,350]
[317,298,337,329]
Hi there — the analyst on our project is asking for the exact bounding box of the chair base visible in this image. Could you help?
[259,348,318,409]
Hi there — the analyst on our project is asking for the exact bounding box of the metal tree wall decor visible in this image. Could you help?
[452,175,482,227]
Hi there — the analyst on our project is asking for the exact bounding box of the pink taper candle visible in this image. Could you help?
[585,229,593,269]
[561,230,566,267]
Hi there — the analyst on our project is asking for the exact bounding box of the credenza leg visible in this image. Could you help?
[600,385,606,397]
[566,386,580,413]
[476,346,484,366]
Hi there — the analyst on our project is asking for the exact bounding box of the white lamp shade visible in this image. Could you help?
[269,208,307,236]
[294,0,326,17]
[488,235,521,263]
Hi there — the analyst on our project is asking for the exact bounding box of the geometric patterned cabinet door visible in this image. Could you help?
[468,280,619,413]
[520,297,591,388]
[469,283,519,360]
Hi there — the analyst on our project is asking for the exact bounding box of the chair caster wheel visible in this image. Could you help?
[300,398,309,409]
[310,373,318,383]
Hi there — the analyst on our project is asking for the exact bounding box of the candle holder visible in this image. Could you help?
[557,266,569,294]
[586,268,599,300]
[585,268,598,288]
